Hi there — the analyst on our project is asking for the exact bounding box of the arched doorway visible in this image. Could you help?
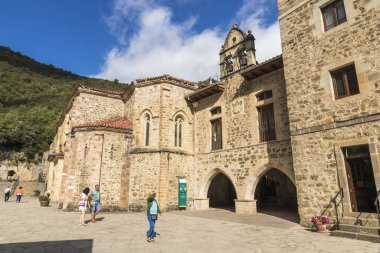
[254,168,298,220]
[207,172,237,210]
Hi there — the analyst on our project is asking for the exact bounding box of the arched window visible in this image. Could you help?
[110,144,114,159]
[145,114,150,146]
[174,116,183,147]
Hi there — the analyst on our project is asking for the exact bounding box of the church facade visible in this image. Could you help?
[46,0,380,226]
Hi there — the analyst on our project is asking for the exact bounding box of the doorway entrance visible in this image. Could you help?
[343,145,377,213]
[207,172,237,210]
[254,168,298,221]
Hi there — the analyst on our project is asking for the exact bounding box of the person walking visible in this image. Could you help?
[146,192,161,242]
[4,186,11,202]
[90,184,101,223]
[15,187,24,203]
[78,187,90,226]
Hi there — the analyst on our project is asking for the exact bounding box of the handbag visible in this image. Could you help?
[151,214,157,220]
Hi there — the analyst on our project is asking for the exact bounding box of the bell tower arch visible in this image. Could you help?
[219,23,257,79]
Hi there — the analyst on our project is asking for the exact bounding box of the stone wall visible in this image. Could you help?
[47,130,130,210]
[0,159,47,182]
[194,141,294,201]
[279,0,380,132]
[292,122,380,226]
[279,0,380,225]
[194,53,294,213]
[50,92,124,154]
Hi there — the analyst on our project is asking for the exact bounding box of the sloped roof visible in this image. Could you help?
[72,118,133,133]
[240,55,283,79]
[133,74,197,89]
[77,87,126,96]
[185,82,225,101]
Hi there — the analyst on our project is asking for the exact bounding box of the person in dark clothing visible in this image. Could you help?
[4,186,11,202]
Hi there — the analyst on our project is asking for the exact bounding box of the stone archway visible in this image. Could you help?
[254,168,299,221]
[207,172,237,210]
[194,168,239,211]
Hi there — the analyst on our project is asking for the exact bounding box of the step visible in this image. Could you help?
[331,230,380,243]
[340,217,380,227]
[338,224,380,235]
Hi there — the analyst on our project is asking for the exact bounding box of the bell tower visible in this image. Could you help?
[219,23,257,79]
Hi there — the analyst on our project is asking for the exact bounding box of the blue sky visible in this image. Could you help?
[0,0,280,82]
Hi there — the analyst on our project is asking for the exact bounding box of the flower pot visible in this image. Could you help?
[40,200,49,207]
[316,224,327,233]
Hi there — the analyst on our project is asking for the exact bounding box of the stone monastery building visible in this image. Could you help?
[47,0,380,226]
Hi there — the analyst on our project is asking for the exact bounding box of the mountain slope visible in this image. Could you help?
[0,46,128,160]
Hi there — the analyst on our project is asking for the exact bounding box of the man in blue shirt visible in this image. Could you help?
[91,185,101,223]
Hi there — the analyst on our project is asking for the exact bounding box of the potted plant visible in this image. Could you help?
[39,195,50,207]
[311,216,329,232]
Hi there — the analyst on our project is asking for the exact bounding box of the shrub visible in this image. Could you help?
[39,195,49,202]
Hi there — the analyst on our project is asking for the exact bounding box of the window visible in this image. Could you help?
[110,144,114,159]
[174,116,183,147]
[331,64,359,99]
[258,104,276,142]
[256,90,273,101]
[144,114,150,146]
[211,107,221,115]
[321,0,347,31]
[211,118,222,150]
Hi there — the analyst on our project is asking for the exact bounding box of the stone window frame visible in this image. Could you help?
[210,117,223,151]
[210,106,222,116]
[171,111,192,150]
[330,63,360,100]
[320,0,347,31]
[174,115,184,148]
[257,103,277,142]
[334,138,380,214]
[256,90,273,102]
[319,57,368,102]
[311,0,356,38]
[139,109,153,147]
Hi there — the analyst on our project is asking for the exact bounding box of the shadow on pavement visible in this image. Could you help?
[84,217,105,224]
[257,208,300,224]
[0,239,93,253]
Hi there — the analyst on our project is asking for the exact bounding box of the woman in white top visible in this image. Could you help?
[78,187,90,226]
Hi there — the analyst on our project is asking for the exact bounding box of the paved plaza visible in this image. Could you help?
[0,197,379,253]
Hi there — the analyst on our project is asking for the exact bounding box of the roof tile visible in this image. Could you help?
[73,118,133,132]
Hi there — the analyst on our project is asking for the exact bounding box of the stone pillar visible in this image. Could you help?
[235,200,257,214]
[194,198,209,210]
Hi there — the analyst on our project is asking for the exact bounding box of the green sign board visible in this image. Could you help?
[178,178,187,209]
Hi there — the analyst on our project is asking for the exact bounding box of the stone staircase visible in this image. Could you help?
[332,215,380,243]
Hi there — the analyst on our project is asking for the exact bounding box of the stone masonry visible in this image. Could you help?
[45,0,380,230]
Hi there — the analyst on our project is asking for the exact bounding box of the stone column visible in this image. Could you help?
[194,198,209,210]
[235,200,257,214]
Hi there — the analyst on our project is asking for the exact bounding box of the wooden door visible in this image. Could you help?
[345,159,358,212]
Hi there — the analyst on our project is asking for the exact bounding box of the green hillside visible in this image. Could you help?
[0,46,128,160]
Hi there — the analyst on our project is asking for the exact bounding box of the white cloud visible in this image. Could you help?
[237,0,282,62]
[95,0,282,83]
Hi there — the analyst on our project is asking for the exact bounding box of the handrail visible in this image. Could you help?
[318,188,344,230]
[374,189,380,225]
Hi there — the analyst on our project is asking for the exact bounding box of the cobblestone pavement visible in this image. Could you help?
[0,197,379,253]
